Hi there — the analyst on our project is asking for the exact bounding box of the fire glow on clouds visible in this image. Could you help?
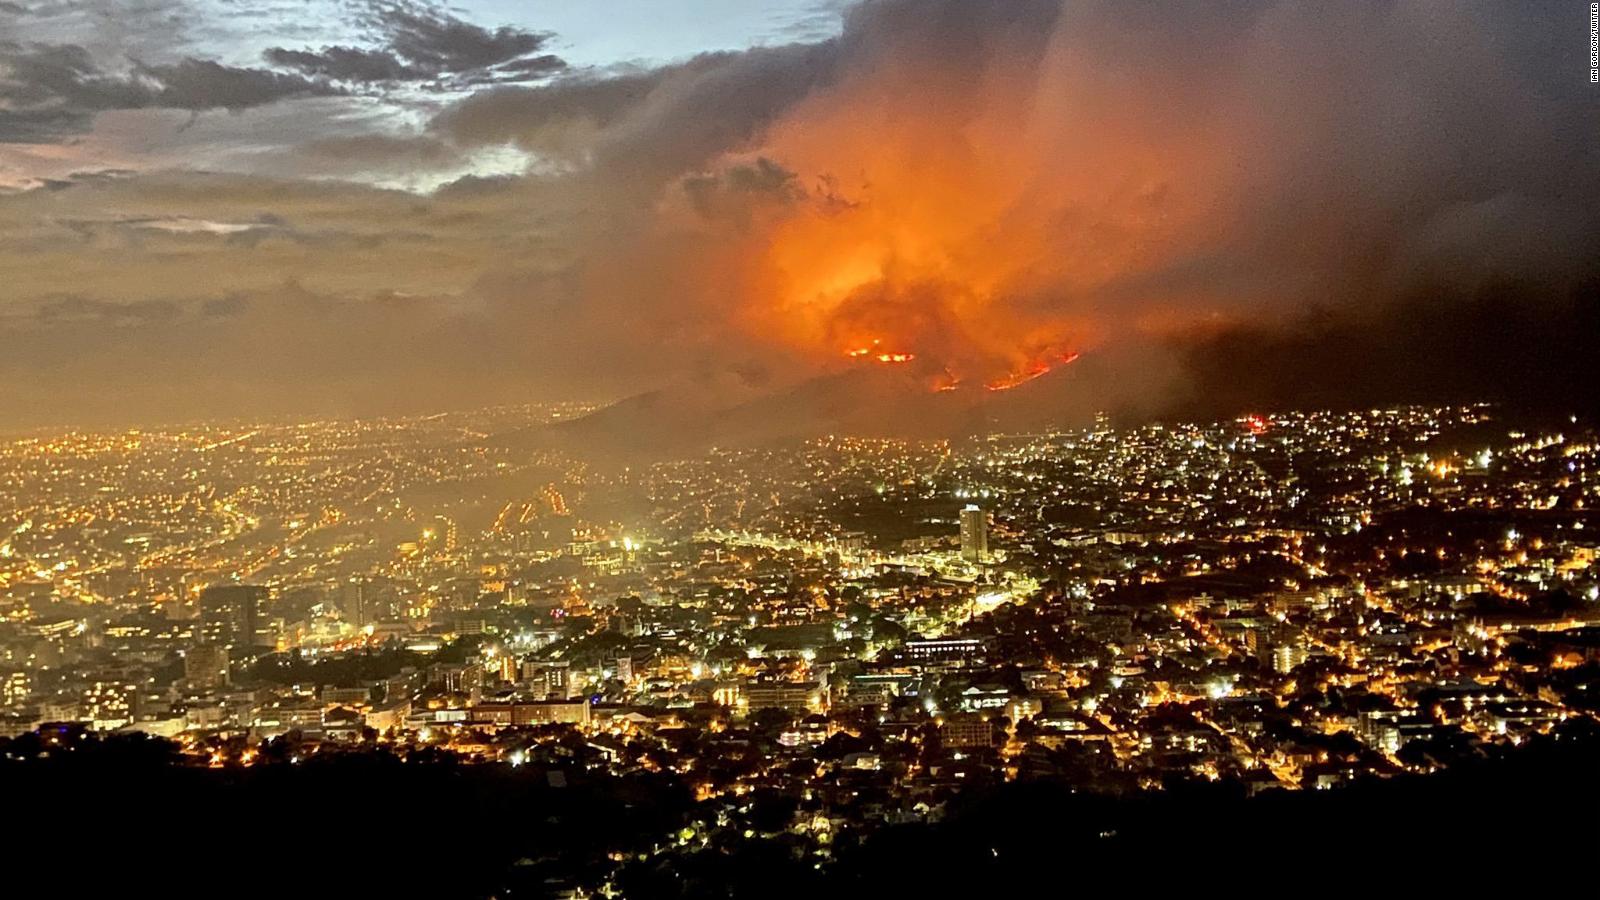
[0,1,1595,424]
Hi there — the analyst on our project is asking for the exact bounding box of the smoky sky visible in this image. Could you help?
[0,0,1597,429]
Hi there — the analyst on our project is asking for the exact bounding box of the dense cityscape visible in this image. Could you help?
[3,400,1598,892]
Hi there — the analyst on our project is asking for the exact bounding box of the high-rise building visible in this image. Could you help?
[198,584,272,651]
[960,504,989,563]
[1245,628,1270,663]
[82,681,137,729]
[341,578,370,627]
[1,670,30,708]
[519,659,574,699]
[184,644,230,689]
[1272,642,1310,674]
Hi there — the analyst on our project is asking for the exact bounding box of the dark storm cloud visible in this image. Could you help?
[0,39,339,141]
[0,42,148,139]
[134,57,340,109]
[0,1,562,146]
[367,1,553,73]
[434,40,836,190]
[262,45,418,83]
[262,1,565,87]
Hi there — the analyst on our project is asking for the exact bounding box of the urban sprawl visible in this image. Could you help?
[3,402,1599,888]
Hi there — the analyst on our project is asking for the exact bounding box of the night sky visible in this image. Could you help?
[1,1,1596,428]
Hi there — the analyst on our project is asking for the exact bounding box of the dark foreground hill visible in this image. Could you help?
[4,719,1597,898]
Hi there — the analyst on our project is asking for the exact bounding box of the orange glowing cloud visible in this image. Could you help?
[658,3,1247,392]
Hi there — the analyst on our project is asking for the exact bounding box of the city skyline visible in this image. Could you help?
[3,397,1598,893]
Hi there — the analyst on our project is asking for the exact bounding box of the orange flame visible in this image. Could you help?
[843,339,914,364]
[985,351,1080,391]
